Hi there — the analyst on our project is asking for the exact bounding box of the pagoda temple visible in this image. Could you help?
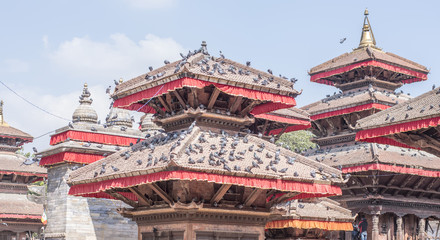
[0,100,47,240]
[67,42,345,240]
[265,198,354,239]
[301,10,440,240]
[356,86,440,157]
[38,84,145,240]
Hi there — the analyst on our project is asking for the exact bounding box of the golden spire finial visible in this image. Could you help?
[84,83,88,88]
[0,100,8,126]
[358,9,377,49]
[119,78,123,84]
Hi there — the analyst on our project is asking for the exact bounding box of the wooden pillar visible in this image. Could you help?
[372,214,380,240]
[418,218,426,240]
[396,216,404,240]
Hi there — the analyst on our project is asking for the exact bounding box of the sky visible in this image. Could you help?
[0,0,439,153]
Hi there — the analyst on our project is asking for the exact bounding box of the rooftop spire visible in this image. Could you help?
[358,9,377,49]
[0,100,7,126]
[72,83,98,123]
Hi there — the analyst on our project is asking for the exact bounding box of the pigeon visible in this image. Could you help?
[252,161,260,168]
[22,158,36,165]
[246,61,251,67]
[339,37,347,44]
[106,86,111,94]
[68,122,74,129]
[197,157,205,163]
[91,127,97,131]
[310,170,316,178]
[223,164,231,171]
[267,69,273,75]
[114,79,119,85]
[124,152,131,160]
[136,159,142,165]
[279,168,288,173]
[148,66,153,71]
[32,147,38,153]
[111,165,119,172]
[188,158,195,164]
[83,142,91,147]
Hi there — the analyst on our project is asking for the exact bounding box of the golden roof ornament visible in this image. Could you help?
[357,9,378,49]
[119,78,123,84]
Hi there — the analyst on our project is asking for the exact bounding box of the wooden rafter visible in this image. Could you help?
[11,174,17,182]
[276,125,289,139]
[207,88,220,110]
[261,120,269,135]
[346,184,439,196]
[165,93,174,111]
[0,174,3,181]
[148,102,165,116]
[210,184,232,204]
[173,90,187,109]
[157,96,171,112]
[147,183,173,205]
[129,187,151,206]
[105,190,137,208]
[244,189,264,207]
[230,96,243,113]
[240,101,258,116]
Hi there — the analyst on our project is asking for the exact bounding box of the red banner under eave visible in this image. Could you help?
[113,77,296,114]
[356,116,440,141]
[39,152,104,166]
[80,191,138,201]
[356,136,417,150]
[69,170,341,199]
[50,130,140,146]
[311,103,390,121]
[269,124,312,136]
[0,214,41,220]
[253,113,311,125]
[342,163,440,178]
[310,60,428,85]
[0,170,47,177]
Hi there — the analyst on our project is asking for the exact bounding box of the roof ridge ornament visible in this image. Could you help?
[357,9,379,50]
[200,41,209,55]
[0,100,7,126]
[72,83,98,123]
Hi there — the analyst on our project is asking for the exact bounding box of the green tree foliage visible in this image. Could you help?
[277,130,317,152]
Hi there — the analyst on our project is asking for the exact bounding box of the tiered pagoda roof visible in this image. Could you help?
[356,86,440,156]
[0,100,46,235]
[309,11,428,90]
[66,42,344,239]
[266,198,354,238]
[39,84,145,167]
[302,10,440,222]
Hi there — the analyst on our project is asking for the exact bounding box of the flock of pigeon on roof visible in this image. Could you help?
[115,43,300,93]
[320,85,408,105]
[76,121,342,182]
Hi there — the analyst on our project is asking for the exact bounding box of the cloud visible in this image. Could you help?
[49,33,186,81]
[0,59,29,73]
[123,0,177,9]
[42,35,49,49]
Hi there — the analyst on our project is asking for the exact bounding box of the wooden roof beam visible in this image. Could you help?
[128,187,151,207]
[244,188,264,207]
[210,184,232,204]
[148,102,165,116]
[173,90,187,109]
[165,93,174,111]
[147,183,173,205]
[157,96,171,112]
[11,174,17,183]
[240,101,258,116]
[105,190,137,208]
[207,88,220,110]
[346,184,439,196]
[230,96,243,113]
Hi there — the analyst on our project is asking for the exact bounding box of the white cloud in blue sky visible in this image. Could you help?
[49,33,186,79]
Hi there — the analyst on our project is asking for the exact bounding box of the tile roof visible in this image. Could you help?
[113,49,299,100]
[309,47,428,75]
[285,198,354,222]
[267,107,310,121]
[0,125,33,141]
[356,87,440,130]
[0,192,43,216]
[301,88,410,116]
[69,127,343,185]
[0,153,46,175]
[305,142,440,171]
